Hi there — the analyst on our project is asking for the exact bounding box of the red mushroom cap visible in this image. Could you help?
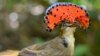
[44,2,90,31]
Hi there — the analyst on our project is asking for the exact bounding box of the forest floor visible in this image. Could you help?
[0,50,19,56]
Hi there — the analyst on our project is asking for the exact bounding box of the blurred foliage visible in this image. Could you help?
[74,44,90,56]
[0,0,100,56]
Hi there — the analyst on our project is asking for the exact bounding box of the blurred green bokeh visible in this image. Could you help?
[0,0,100,56]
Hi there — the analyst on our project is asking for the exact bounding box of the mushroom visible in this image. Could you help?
[43,2,90,56]
[44,2,90,31]
[18,2,90,56]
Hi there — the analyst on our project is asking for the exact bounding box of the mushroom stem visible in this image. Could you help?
[60,27,76,56]
[18,27,76,56]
